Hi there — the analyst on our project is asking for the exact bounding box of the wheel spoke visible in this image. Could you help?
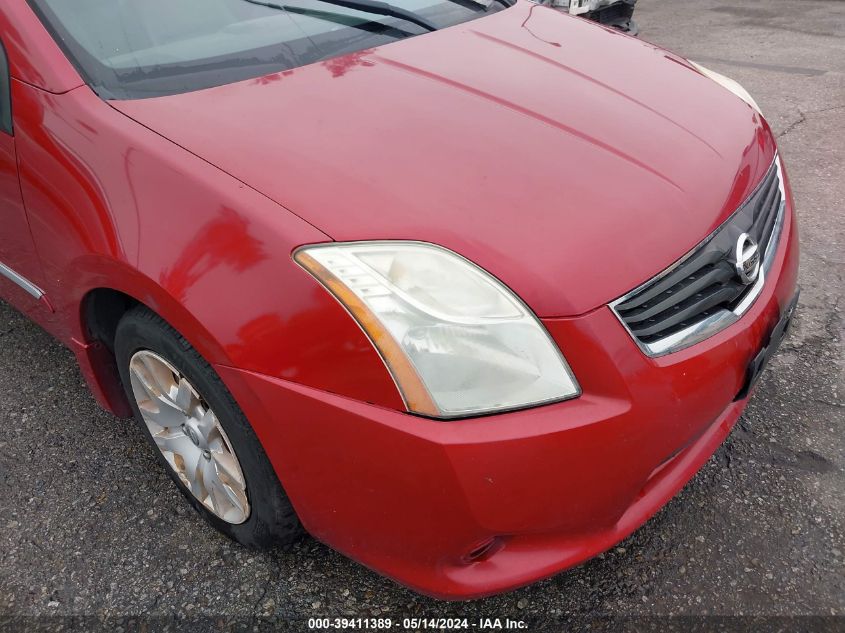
[195,407,217,440]
[140,354,176,396]
[172,377,195,413]
[212,452,246,489]
[130,361,166,408]
[209,472,248,523]
[153,429,191,456]
[130,367,159,403]
[203,458,224,515]
[131,361,188,429]
[143,399,190,431]
[221,482,249,520]
[181,446,204,490]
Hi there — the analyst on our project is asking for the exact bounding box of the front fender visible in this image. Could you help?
[13,81,404,414]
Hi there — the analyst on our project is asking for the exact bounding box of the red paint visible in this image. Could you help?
[0,0,798,598]
[217,209,798,598]
[0,113,47,309]
[113,2,776,317]
[0,3,81,93]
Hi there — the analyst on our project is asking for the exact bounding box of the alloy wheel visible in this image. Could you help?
[128,350,250,524]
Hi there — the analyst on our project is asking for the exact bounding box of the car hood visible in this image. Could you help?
[112,1,776,317]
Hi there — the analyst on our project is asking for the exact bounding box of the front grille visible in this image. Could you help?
[613,158,783,348]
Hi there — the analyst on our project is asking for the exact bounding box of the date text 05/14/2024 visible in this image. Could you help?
[308,617,529,630]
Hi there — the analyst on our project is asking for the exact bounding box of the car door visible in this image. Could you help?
[0,39,48,310]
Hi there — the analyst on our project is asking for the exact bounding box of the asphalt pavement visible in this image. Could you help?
[1,0,843,629]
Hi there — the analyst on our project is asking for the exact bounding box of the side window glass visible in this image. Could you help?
[0,42,11,135]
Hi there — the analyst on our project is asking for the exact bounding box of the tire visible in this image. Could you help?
[114,305,302,547]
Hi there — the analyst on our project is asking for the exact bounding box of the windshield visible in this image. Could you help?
[28,0,510,99]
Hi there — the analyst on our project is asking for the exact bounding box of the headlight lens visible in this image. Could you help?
[689,61,763,115]
[295,242,580,418]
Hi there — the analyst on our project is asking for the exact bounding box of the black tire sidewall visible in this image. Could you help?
[114,308,300,547]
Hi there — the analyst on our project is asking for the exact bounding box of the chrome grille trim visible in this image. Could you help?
[610,155,787,357]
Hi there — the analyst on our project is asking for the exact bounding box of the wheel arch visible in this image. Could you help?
[70,258,235,417]
[63,244,405,417]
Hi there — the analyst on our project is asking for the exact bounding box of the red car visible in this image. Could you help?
[0,0,798,599]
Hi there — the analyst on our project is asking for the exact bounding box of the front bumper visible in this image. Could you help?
[216,193,799,600]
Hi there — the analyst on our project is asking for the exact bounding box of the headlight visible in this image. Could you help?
[295,241,580,419]
[689,61,763,115]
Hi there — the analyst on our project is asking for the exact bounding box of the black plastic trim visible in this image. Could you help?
[0,39,13,135]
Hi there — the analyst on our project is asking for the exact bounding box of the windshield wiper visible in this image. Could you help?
[242,0,438,31]
[282,5,420,36]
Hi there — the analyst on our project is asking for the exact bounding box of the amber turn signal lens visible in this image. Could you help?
[295,250,439,416]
